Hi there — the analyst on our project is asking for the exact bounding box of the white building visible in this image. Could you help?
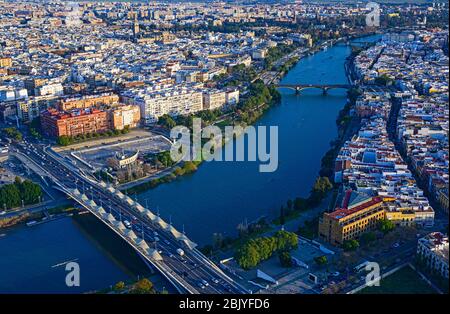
[122,85,203,124]
[417,232,449,279]
[203,90,226,110]
[225,88,240,106]
[35,83,64,97]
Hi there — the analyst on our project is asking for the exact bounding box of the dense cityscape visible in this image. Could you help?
[0,0,448,301]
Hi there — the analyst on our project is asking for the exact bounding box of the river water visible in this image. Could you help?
[0,35,379,293]
[136,43,353,245]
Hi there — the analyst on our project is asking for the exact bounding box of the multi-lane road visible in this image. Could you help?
[12,139,247,294]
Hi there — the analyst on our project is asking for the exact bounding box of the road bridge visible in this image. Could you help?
[275,83,351,95]
[15,143,248,294]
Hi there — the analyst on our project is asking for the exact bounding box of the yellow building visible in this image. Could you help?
[318,192,387,246]
[111,105,140,130]
[59,93,120,111]
[0,57,12,68]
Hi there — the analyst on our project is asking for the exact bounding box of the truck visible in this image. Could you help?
[176,248,185,256]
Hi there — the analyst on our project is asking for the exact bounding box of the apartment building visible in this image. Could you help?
[225,88,240,106]
[111,105,140,130]
[16,95,59,122]
[202,90,226,110]
[0,57,12,68]
[40,108,109,138]
[318,191,387,246]
[417,232,449,279]
[122,85,203,124]
[58,93,120,111]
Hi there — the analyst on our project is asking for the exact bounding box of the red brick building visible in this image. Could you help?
[40,108,109,138]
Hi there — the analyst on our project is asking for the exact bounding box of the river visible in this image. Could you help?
[0,35,380,293]
[135,42,355,245]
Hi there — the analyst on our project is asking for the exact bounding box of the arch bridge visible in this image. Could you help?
[275,83,351,95]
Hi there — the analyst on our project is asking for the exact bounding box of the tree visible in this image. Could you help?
[113,281,125,291]
[0,179,42,209]
[183,161,197,174]
[360,232,376,246]
[235,243,260,270]
[234,230,298,269]
[131,278,154,294]
[279,251,293,267]
[3,127,22,141]
[378,219,395,234]
[57,135,72,146]
[158,114,177,129]
[342,239,359,251]
[314,255,328,265]
[293,197,307,211]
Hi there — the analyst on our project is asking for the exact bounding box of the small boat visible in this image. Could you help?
[26,220,38,227]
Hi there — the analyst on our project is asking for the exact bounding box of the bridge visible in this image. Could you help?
[14,142,248,294]
[275,83,351,95]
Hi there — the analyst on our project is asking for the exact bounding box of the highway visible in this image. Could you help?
[12,139,247,294]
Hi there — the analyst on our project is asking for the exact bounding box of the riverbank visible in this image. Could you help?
[134,35,376,246]
[0,204,75,229]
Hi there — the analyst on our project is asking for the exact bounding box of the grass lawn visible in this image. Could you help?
[359,265,437,294]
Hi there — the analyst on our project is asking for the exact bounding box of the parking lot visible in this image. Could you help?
[66,134,172,170]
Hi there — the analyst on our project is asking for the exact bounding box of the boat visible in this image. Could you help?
[26,220,38,226]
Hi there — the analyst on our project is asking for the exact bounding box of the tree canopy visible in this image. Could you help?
[235,230,298,269]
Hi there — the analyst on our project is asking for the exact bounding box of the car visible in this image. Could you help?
[211,278,219,284]
[201,280,209,287]
[330,271,340,277]
[198,283,205,289]
[164,240,170,245]
[392,242,400,248]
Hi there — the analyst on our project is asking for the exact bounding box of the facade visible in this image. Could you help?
[122,86,203,124]
[318,192,387,246]
[438,189,449,214]
[58,93,120,111]
[16,95,58,122]
[417,232,449,279]
[225,88,240,106]
[202,90,226,110]
[0,87,28,102]
[111,105,140,130]
[252,48,268,60]
[40,108,109,138]
[34,83,64,97]
[110,151,139,170]
[0,57,12,68]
